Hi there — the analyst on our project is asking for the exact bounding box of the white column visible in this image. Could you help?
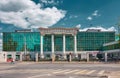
[40,35,44,58]
[36,53,38,62]
[63,34,66,59]
[86,53,89,62]
[74,35,77,57]
[51,35,55,62]
[20,53,23,61]
[52,35,54,54]
[12,53,16,61]
[105,52,108,62]
[5,53,7,62]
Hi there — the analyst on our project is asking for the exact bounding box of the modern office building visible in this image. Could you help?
[103,40,120,62]
[2,28,115,62]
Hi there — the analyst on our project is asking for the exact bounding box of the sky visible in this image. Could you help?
[0,0,120,49]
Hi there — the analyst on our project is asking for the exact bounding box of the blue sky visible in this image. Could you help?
[51,0,120,29]
[0,0,120,33]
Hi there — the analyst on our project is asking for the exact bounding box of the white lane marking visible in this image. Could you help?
[74,70,87,74]
[86,70,96,75]
[64,70,79,74]
[53,69,70,74]
[28,74,51,78]
[98,70,105,75]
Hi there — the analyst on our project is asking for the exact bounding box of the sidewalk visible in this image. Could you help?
[1,61,120,65]
[105,71,120,78]
[16,61,120,65]
[35,61,120,64]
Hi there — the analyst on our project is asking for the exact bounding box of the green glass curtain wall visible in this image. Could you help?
[3,32,40,52]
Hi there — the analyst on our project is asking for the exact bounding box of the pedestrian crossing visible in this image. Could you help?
[86,70,96,75]
[0,68,106,76]
[64,69,79,74]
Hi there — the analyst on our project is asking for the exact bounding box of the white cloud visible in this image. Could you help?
[40,0,59,6]
[107,27,116,31]
[0,33,3,36]
[75,24,81,28]
[87,16,92,21]
[92,10,98,16]
[87,10,100,21]
[69,15,78,19]
[79,26,116,32]
[0,0,66,28]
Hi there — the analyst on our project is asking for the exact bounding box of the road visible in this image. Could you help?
[0,62,120,78]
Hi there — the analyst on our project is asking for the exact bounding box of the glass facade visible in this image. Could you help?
[3,32,40,52]
[3,31,115,52]
[43,34,74,52]
[66,35,74,51]
[43,35,51,52]
[54,35,63,51]
[77,32,115,51]
[103,41,120,51]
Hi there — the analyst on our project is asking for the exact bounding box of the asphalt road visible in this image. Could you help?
[0,62,120,78]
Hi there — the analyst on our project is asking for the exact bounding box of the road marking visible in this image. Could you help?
[53,69,70,74]
[86,70,96,75]
[80,70,89,74]
[64,70,79,74]
[98,70,105,75]
[74,70,87,74]
[28,74,51,78]
[0,68,106,76]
